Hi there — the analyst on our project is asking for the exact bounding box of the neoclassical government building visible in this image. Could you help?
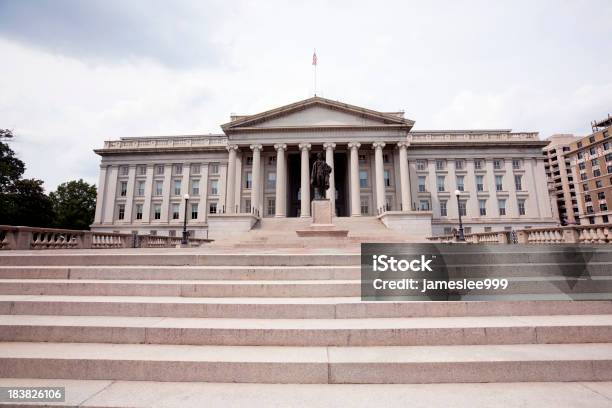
[92,96,557,239]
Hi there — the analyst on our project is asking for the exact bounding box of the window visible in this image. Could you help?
[479,200,487,216]
[581,173,588,181]
[209,202,217,214]
[498,199,506,216]
[136,180,145,196]
[155,165,165,175]
[154,180,163,196]
[598,191,606,200]
[169,230,176,237]
[135,204,143,220]
[416,160,426,171]
[464,227,472,234]
[120,181,127,197]
[444,227,452,235]
[191,164,201,174]
[172,203,180,220]
[589,136,596,143]
[594,169,602,177]
[119,165,129,176]
[268,156,276,165]
[117,204,125,220]
[587,206,594,214]
[455,160,464,170]
[514,175,522,191]
[137,165,147,175]
[608,165,612,174]
[604,215,610,223]
[267,172,276,189]
[246,156,253,165]
[592,158,599,166]
[191,179,200,195]
[153,204,161,220]
[456,176,464,192]
[585,194,592,202]
[418,176,426,192]
[419,200,430,211]
[358,154,367,163]
[577,142,583,148]
[590,147,596,155]
[173,164,183,175]
[578,152,584,160]
[245,172,252,189]
[436,160,445,170]
[512,159,521,170]
[484,226,492,232]
[604,130,610,139]
[518,200,526,216]
[360,198,369,215]
[384,170,391,187]
[210,163,219,174]
[437,176,445,192]
[173,180,181,195]
[607,153,612,161]
[596,180,603,188]
[210,180,219,195]
[604,142,610,151]
[474,160,483,170]
[579,162,586,170]
[440,200,447,216]
[359,171,368,188]
[493,159,502,170]
[383,154,390,164]
[191,203,198,219]
[458,200,466,216]
[267,198,275,215]
[495,175,503,191]
[476,175,484,192]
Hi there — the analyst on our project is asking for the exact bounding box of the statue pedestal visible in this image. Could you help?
[296,199,348,238]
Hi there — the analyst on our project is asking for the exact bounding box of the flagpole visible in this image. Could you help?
[312,49,317,96]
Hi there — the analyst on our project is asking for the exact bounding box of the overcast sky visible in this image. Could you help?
[1,0,611,190]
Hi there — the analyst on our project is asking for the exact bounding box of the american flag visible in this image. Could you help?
[312,51,317,66]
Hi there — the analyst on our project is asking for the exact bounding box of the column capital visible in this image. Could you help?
[249,144,263,151]
[274,143,288,152]
[348,142,361,150]
[372,142,386,150]
[323,142,336,150]
[298,143,312,151]
[226,144,240,152]
[397,141,410,149]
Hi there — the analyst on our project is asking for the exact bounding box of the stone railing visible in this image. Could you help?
[427,231,510,244]
[0,225,211,250]
[410,131,539,143]
[102,135,228,150]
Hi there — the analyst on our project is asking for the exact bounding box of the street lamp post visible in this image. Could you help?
[181,193,190,246]
[454,189,465,242]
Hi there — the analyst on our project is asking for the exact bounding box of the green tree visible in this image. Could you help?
[0,129,25,193]
[0,178,54,227]
[50,179,97,230]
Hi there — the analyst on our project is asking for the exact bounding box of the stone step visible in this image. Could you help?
[1,295,611,318]
[0,342,610,383]
[0,314,610,346]
[0,277,609,297]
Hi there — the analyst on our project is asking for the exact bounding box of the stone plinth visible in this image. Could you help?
[377,211,433,236]
[296,199,348,237]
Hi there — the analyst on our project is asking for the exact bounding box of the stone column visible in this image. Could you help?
[348,142,361,216]
[373,142,386,213]
[226,144,239,214]
[141,164,154,223]
[94,165,108,224]
[123,165,137,223]
[299,143,311,217]
[324,143,336,215]
[274,143,287,217]
[397,141,411,212]
[250,144,262,216]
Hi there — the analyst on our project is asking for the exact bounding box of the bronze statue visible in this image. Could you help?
[311,152,332,199]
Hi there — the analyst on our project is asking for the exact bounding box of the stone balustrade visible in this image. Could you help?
[0,225,211,250]
[427,231,509,244]
[101,135,228,150]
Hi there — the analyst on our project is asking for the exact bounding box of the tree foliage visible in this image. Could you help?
[50,179,97,230]
[0,178,54,227]
[0,129,25,193]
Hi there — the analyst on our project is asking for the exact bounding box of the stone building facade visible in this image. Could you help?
[92,97,557,239]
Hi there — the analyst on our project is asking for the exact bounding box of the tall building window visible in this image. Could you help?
[601,203,609,211]
[153,204,161,220]
[210,163,219,174]
[479,200,487,216]
[191,164,201,174]
[440,200,447,216]
[383,154,390,163]
[594,169,602,177]
[119,165,129,176]
[172,203,180,220]
[120,181,127,197]
[437,176,445,192]
[135,204,143,220]
[173,164,183,175]
[579,162,586,170]
[154,180,163,196]
[592,158,599,166]
[191,203,198,220]
[416,160,426,171]
[137,165,147,175]
[495,175,503,191]
[360,198,369,215]
[514,175,522,191]
[458,200,466,216]
[246,156,253,165]
[518,200,526,216]
[474,160,483,170]
[155,165,164,175]
[476,175,484,191]
[268,156,276,165]
[596,180,603,188]
[267,172,276,189]
[191,179,199,195]
[210,180,219,195]
[512,159,522,170]
[493,159,502,170]
[383,170,391,187]
[419,200,430,211]
[136,180,145,196]
[418,176,426,192]
[598,192,606,200]
[267,198,275,215]
[117,204,125,220]
[245,172,252,189]
[498,199,506,216]
[455,160,464,170]
[173,180,181,195]
[209,202,217,214]
[435,160,445,170]
[358,154,367,163]
[359,170,368,188]
[456,176,464,191]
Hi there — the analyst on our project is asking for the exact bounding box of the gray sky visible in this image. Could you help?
[1,0,611,190]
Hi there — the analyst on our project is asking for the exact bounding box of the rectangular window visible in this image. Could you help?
[581,173,588,181]
[155,165,165,175]
[594,170,602,177]
[154,180,163,196]
[436,160,445,170]
[154,204,161,220]
[117,204,125,220]
[474,160,483,170]
[479,200,487,216]
[210,180,219,195]
[437,175,445,192]
[137,165,147,175]
[191,203,198,220]
[598,192,606,200]
[419,200,430,211]
[134,180,144,196]
[245,172,252,189]
[577,152,584,159]
[518,200,526,216]
[512,159,521,170]
[246,156,253,165]
[245,199,251,212]
[493,159,502,170]
[498,199,506,216]
[440,200,447,216]
[604,142,610,151]
[360,198,369,215]
[514,175,522,191]
[209,202,217,214]
[458,200,466,216]
[596,180,603,188]
[191,164,200,174]
[590,147,596,155]
[585,194,592,202]
[172,203,180,220]
[587,206,594,214]
[119,165,129,176]
[456,176,464,191]
[418,176,426,192]
[589,136,596,143]
[592,158,599,166]
[191,179,199,195]
[601,203,609,211]
[416,160,426,171]
[210,163,219,174]
[384,170,391,187]
[120,181,127,197]
[267,172,276,189]
[359,170,368,188]
[476,175,484,192]
[268,156,276,165]
[173,180,181,195]
[579,162,586,170]
[135,204,143,220]
[173,164,182,175]
[455,160,464,170]
[358,154,367,163]
[383,154,390,163]
[495,175,503,191]
[267,198,275,215]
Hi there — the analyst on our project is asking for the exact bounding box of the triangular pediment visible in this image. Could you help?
[221,96,414,133]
